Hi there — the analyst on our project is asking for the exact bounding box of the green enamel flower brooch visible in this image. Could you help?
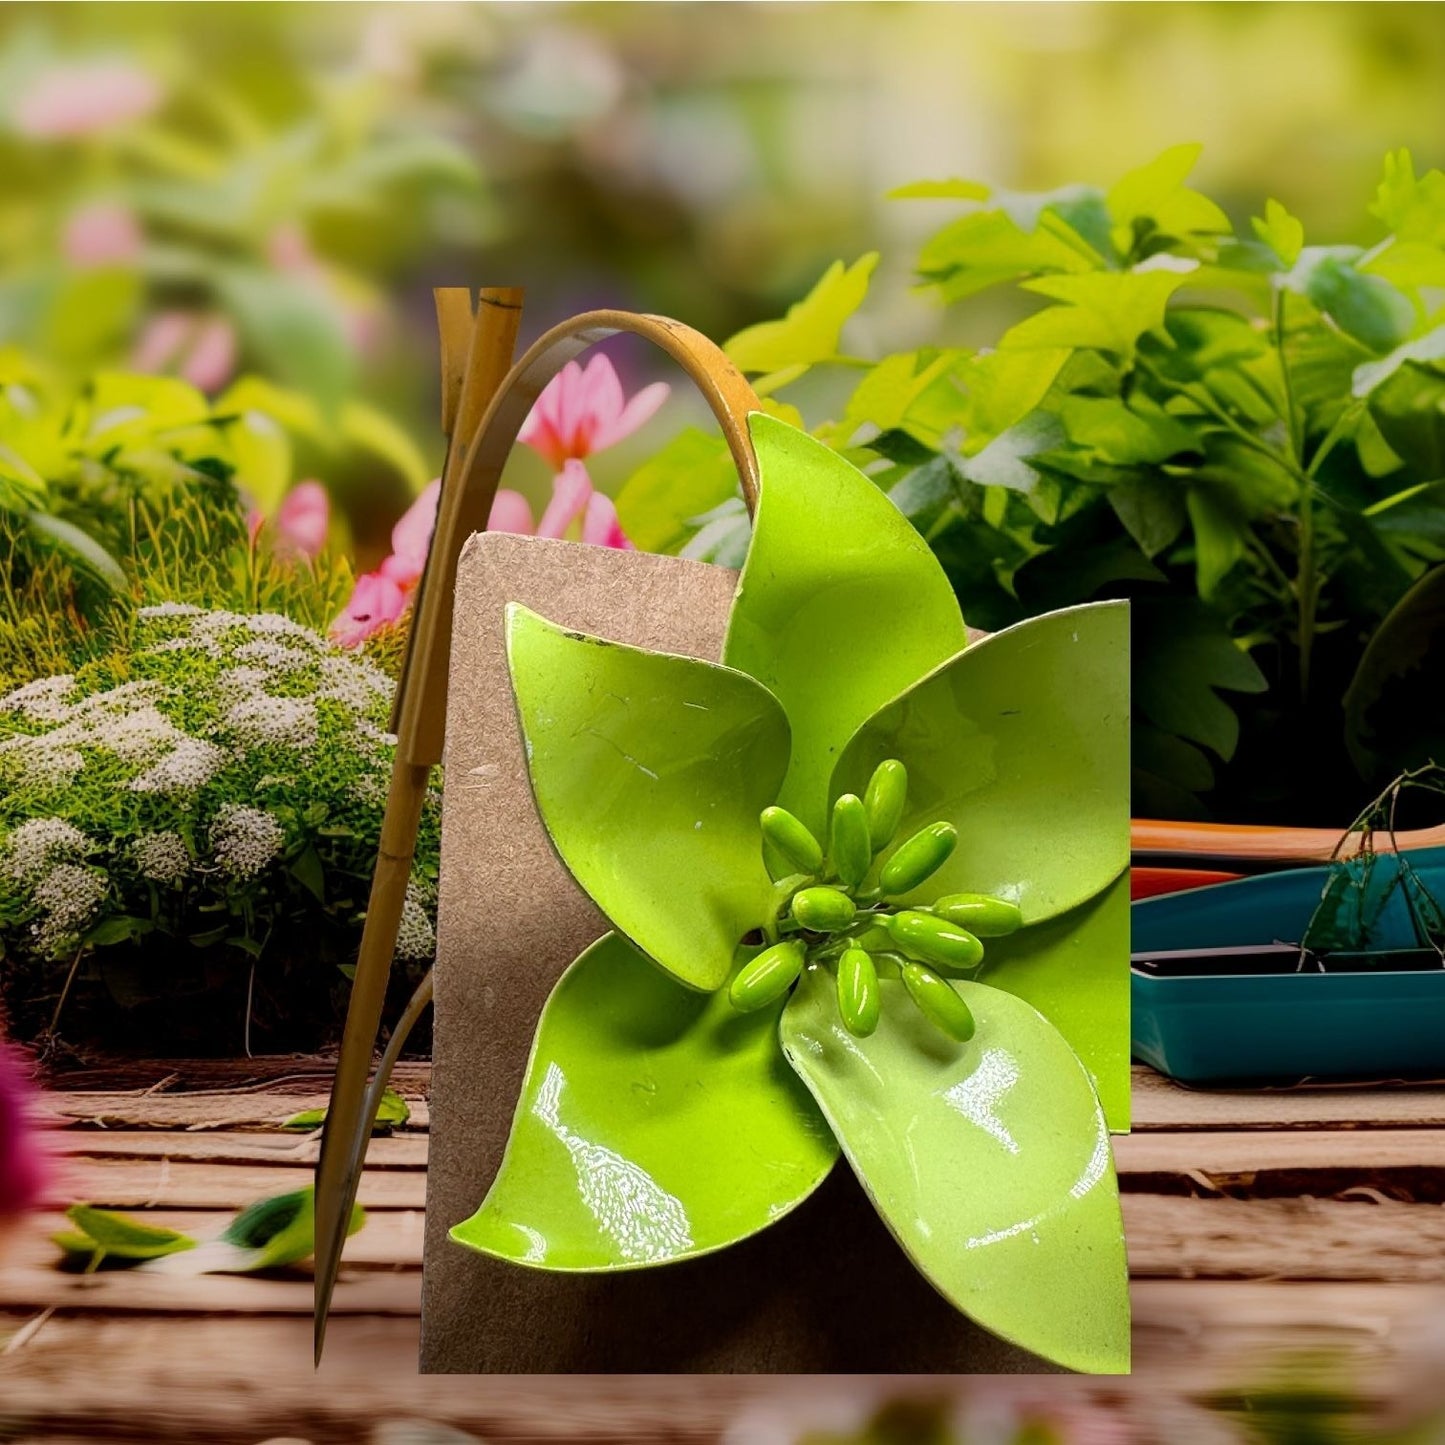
[451,414,1131,1374]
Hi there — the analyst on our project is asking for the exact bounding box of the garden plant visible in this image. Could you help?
[627,146,1445,827]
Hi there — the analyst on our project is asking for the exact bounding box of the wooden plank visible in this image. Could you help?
[14,1209,426,1273]
[39,1057,432,1094]
[57,1131,427,1169]
[21,1195,1445,1287]
[1123,1194,1445,1282]
[0,1263,421,1317]
[1131,1066,1445,1132]
[0,1282,1432,1439]
[54,1158,428,1210]
[1116,1127,1445,1181]
[43,1091,429,1133]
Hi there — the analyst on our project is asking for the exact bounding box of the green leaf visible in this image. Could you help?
[977,873,1130,1132]
[1352,326,1445,398]
[888,178,993,202]
[724,414,967,835]
[1285,249,1414,354]
[1185,482,1249,598]
[1004,270,1191,358]
[282,1086,410,1134]
[1058,394,1198,467]
[614,427,739,555]
[1109,475,1188,557]
[1106,143,1231,242]
[1367,363,1445,477]
[839,350,965,443]
[340,400,434,492]
[217,1186,364,1272]
[289,844,326,904]
[215,268,355,415]
[1251,199,1305,266]
[1132,598,1267,760]
[452,932,837,1270]
[833,601,1129,926]
[84,916,154,947]
[958,412,1065,493]
[916,212,1095,303]
[781,966,1128,1374]
[24,511,128,592]
[1370,149,1445,246]
[56,1205,196,1263]
[1343,565,1445,782]
[508,604,789,991]
[957,347,1070,442]
[725,254,878,376]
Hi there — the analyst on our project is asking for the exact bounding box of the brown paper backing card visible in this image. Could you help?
[420,532,1052,1374]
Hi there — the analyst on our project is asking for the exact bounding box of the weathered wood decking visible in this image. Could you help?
[1,1060,1442,1442]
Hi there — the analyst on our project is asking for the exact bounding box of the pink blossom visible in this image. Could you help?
[0,1043,47,1219]
[62,201,143,268]
[488,489,535,535]
[378,479,441,590]
[519,354,669,469]
[131,312,192,373]
[275,482,331,559]
[130,311,237,393]
[13,61,161,139]
[180,316,238,394]
[330,570,409,649]
[332,462,634,647]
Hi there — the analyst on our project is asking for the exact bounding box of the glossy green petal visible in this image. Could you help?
[507,604,789,991]
[780,965,1130,1374]
[723,413,967,836]
[452,932,838,1270]
[979,873,1132,1133]
[833,600,1129,925]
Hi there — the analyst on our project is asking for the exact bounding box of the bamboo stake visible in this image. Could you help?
[313,303,761,1362]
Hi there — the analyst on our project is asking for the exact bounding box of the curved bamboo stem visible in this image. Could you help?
[314,295,762,1361]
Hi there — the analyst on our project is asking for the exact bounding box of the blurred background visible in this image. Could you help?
[4,0,1444,560]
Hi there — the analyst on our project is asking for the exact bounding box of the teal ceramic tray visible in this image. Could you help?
[1132,849,1445,1083]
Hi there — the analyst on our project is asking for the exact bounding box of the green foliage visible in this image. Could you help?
[0,357,357,692]
[633,146,1445,822]
[0,604,439,1047]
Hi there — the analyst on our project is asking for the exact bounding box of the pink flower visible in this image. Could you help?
[332,461,634,647]
[0,1043,47,1220]
[62,201,143,268]
[13,61,161,139]
[330,571,409,649]
[379,479,441,590]
[519,354,669,469]
[274,481,331,559]
[246,482,330,560]
[131,312,237,393]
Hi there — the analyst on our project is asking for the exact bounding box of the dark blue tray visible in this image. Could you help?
[1131,849,1445,1083]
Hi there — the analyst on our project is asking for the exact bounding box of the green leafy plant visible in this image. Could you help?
[452,415,1129,1374]
[53,1187,364,1273]
[0,604,439,1050]
[627,147,1445,825]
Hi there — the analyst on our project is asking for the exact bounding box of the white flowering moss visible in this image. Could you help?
[0,607,441,967]
[131,831,191,883]
[30,863,108,956]
[211,804,285,879]
[1,817,93,884]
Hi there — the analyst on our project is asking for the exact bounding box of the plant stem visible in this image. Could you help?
[1273,286,1314,701]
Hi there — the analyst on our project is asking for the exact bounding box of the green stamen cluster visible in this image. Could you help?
[728,759,1022,1041]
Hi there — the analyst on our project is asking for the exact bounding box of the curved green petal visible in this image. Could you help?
[723,413,967,835]
[780,965,1129,1375]
[979,874,1132,1133]
[833,600,1129,925]
[507,604,789,991]
[452,933,838,1270]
